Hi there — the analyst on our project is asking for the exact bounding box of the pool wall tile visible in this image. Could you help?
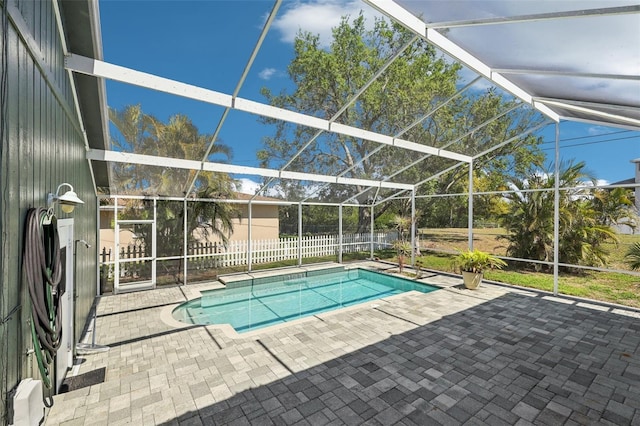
[221,265,346,289]
[306,266,345,277]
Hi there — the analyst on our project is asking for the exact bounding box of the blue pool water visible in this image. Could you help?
[172,269,438,333]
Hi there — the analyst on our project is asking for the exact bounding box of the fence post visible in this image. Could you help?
[298,203,303,266]
[370,205,375,258]
[338,206,343,263]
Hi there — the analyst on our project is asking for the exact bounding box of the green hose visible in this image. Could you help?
[23,207,63,389]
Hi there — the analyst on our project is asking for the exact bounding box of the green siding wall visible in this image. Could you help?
[1,1,98,423]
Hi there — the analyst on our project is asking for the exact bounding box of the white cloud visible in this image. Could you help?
[272,0,380,48]
[587,126,608,136]
[258,67,278,80]
[580,179,610,188]
[237,178,262,195]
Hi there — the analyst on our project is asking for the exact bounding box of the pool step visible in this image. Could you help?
[219,264,345,289]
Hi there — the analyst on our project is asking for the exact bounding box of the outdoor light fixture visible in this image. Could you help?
[47,183,84,213]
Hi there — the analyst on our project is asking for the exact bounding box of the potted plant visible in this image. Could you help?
[453,249,506,289]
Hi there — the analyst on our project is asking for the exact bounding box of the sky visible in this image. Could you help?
[98,0,639,195]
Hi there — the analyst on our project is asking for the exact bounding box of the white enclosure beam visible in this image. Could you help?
[99,193,363,207]
[87,149,413,190]
[534,97,640,113]
[425,5,640,29]
[364,0,426,35]
[370,205,375,259]
[152,199,157,289]
[248,202,253,272]
[534,99,640,127]
[413,162,466,191]
[392,136,470,162]
[471,120,552,160]
[553,123,560,296]
[66,54,233,107]
[410,189,416,267]
[338,205,343,264]
[67,54,470,163]
[493,68,640,81]
[183,199,188,285]
[468,160,473,251]
[298,203,303,266]
[557,116,640,132]
[372,187,412,207]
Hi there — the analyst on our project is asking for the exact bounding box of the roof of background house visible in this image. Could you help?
[234,193,283,202]
[610,177,635,186]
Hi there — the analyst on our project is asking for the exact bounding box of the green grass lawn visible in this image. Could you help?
[378,247,640,309]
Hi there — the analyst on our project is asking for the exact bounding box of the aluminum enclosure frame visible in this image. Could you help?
[73,0,639,295]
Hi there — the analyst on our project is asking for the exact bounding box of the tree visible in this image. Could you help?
[624,243,640,270]
[500,161,619,269]
[592,187,637,232]
[259,15,545,232]
[109,105,239,259]
[109,104,233,196]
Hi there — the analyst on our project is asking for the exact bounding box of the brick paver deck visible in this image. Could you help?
[46,262,640,425]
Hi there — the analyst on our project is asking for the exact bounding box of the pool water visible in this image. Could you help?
[172,268,438,333]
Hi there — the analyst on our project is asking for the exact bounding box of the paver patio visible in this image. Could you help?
[46,262,640,425]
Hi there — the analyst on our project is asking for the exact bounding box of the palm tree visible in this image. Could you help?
[109,105,233,196]
[110,105,239,278]
[592,187,637,232]
[625,243,640,270]
[500,161,618,269]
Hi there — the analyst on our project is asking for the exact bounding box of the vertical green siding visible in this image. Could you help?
[1,1,98,423]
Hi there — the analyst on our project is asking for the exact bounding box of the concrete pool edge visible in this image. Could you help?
[160,289,443,340]
[160,264,447,339]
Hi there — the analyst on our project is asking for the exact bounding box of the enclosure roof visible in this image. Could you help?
[67,0,639,201]
[381,0,640,130]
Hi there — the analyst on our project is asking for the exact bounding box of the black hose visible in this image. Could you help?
[23,207,63,387]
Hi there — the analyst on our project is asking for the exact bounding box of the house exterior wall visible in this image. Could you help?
[0,1,98,421]
[223,203,279,242]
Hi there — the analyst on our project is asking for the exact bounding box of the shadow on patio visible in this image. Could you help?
[160,291,640,426]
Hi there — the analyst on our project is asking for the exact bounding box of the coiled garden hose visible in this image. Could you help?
[23,207,63,389]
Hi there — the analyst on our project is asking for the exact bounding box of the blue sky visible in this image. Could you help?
[99,0,639,194]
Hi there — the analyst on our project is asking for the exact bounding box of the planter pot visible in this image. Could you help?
[462,271,483,289]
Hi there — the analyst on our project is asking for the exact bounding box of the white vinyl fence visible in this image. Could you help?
[186,231,397,268]
[102,231,398,277]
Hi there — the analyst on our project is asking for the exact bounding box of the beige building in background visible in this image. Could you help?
[99,194,280,255]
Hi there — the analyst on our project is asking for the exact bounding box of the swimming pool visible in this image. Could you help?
[172,268,438,333]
